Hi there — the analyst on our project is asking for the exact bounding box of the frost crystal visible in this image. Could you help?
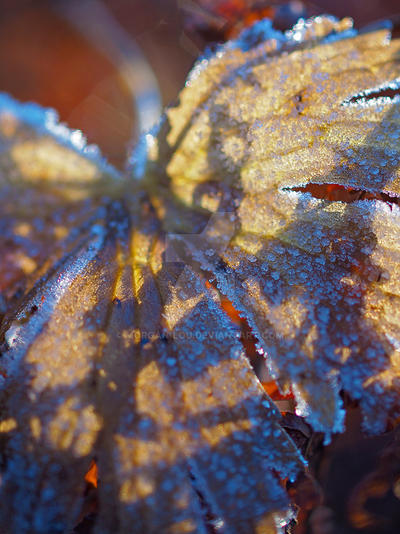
[144,16,400,437]
[0,85,302,532]
[2,12,400,534]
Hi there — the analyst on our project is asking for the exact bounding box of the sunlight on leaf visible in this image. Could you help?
[143,16,400,438]
[0,99,302,532]
[1,11,400,534]
[0,94,121,319]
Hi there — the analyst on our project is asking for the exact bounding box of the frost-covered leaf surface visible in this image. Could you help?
[0,96,302,533]
[0,94,120,319]
[2,12,400,534]
[143,17,400,437]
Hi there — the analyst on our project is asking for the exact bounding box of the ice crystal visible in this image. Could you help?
[1,12,400,534]
[144,16,400,437]
[0,98,302,533]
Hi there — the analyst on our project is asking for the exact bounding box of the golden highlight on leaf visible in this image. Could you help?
[144,17,400,436]
[1,12,400,534]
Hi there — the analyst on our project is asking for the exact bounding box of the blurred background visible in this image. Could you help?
[0,0,398,169]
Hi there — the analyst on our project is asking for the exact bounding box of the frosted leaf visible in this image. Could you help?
[143,17,400,436]
[0,94,121,319]
[0,194,302,533]
[4,11,400,533]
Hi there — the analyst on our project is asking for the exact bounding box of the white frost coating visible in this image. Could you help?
[2,226,107,378]
[343,95,400,108]
[187,15,354,87]
[292,377,345,444]
[285,14,354,44]
[342,77,400,107]
[186,58,212,87]
[130,14,359,184]
[355,76,400,95]
[129,120,161,180]
[0,92,120,178]
[274,506,297,532]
